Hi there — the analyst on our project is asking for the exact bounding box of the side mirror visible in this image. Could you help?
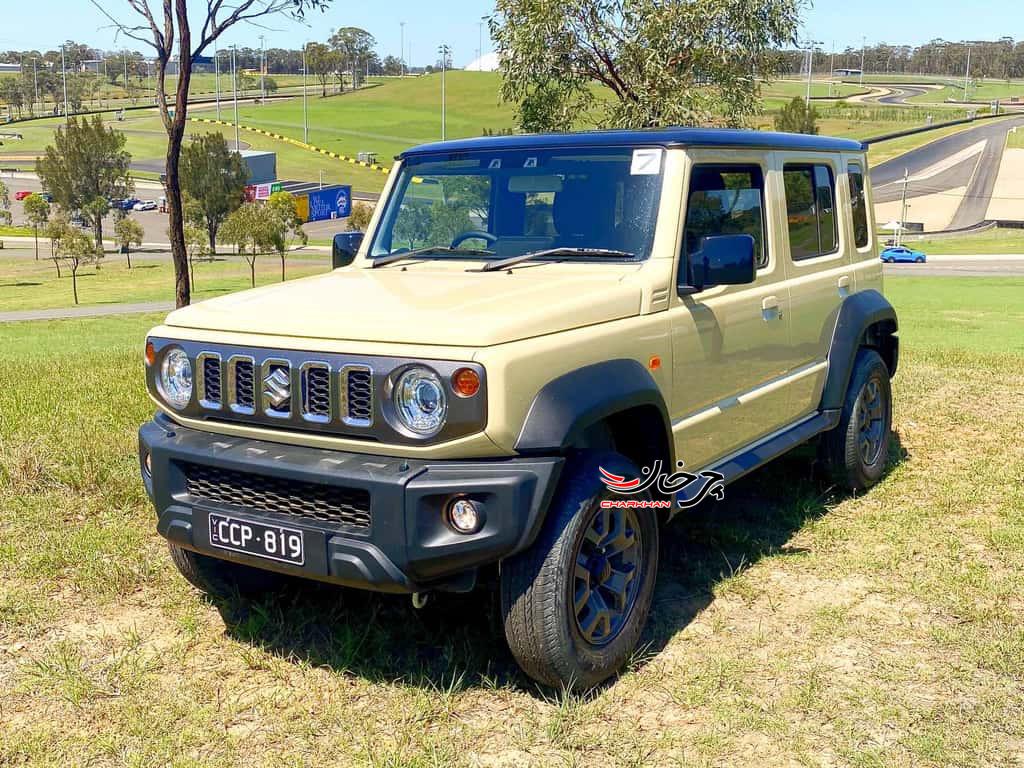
[332,232,364,269]
[683,234,756,293]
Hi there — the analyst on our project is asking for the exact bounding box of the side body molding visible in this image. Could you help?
[515,359,671,454]
[820,289,899,412]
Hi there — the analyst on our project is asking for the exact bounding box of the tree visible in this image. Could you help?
[23,193,51,260]
[57,227,102,305]
[490,0,801,131]
[183,221,209,288]
[35,115,132,249]
[90,0,333,310]
[774,96,819,135]
[0,178,11,226]
[219,202,276,288]
[347,201,373,232]
[330,27,376,90]
[265,191,308,281]
[44,212,72,277]
[114,213,145,268]
[306,42,339,97]
[179,133,248,252]
[381,55,402,76]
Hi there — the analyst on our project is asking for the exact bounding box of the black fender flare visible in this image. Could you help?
[820,289,898,412]
[514,359,672,456]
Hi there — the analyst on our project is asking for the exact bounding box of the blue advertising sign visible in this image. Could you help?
[307,185,352,222]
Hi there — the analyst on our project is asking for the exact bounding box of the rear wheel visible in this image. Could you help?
[821,348,892,491]
[500,451,659,690]
[168,543,290,599]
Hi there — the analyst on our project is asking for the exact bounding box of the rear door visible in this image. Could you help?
[668,150,804,470]
[777,153,854,418]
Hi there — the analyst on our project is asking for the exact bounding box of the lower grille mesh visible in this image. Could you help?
[183,462,371,528]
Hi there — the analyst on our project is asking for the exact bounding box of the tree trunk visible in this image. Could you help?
[207,219,217,255]
[249,257,255,288]
[189,257,195,288]
[33,228,38,259]
[93,215,104,252]
[126,245,132,269]
[71,264,79,304]
[280,253,285,282]
[52,257,61,278]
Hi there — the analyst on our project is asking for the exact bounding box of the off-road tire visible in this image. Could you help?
[500,451,659,691]
[168,543,290,598]
[822,348,892,491]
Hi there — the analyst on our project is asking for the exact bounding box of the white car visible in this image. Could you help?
[133,200,158,212]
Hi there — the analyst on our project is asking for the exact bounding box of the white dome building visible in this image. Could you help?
[465,51,500,72]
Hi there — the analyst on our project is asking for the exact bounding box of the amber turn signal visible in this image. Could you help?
[451,367,481,397]
[648,355,662,371]
[145,339,156,367]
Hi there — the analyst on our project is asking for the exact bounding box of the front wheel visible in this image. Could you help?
[168,543,291,599]
[821,348,893,491]
[500,452,660,690]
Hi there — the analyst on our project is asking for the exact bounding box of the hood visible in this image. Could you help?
[165,263,644,347]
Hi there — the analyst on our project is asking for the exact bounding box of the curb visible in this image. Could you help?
[188,116,391,176]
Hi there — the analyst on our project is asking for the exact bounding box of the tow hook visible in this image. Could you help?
[411,591,430,610]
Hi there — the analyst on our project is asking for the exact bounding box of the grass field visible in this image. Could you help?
[762,79,865,100]
[0,276,1022,766]
[902,227,1024,255]
[908,79,1024,105]
[1007,127,1024,149]
[0,249,327,312]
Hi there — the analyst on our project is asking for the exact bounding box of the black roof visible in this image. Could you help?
[400,127,865,159]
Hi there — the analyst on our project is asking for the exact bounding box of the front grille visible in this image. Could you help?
[302,364,331,421]
[183,462,371,529]
[344,367,373,426]
[201,357,221,405]
[234,359,255,411]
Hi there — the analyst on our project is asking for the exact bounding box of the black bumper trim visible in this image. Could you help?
[139,415,562,593]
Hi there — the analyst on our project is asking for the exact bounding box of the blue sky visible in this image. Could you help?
[0,0,1018,69]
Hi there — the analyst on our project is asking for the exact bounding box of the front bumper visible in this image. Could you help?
[139,414,562,593]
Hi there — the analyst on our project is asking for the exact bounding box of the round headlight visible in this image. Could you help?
[159,347,193,410]
[393,366,447,436]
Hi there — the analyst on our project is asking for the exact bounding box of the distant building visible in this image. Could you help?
[0,62,21,73]
[835,68,862,77]
[465,51,499,72]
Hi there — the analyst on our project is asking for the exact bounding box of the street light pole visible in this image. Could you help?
[478,21,483,70]
[60,44,69,122]
[214,41,221,120]
[400,22,406,77]
[439,44,449,140]
[32,57,39,115]
[302,42,309,143]
[860,36,866,86]
[963,45,972,102]
[231,46,240,150]
[259,35,266,102]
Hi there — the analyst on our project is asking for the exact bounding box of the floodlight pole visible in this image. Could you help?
[963,46,971,102]
[400,22,406,77]
[259,35,266,102]
[32,57,39,114]
[898,168,909,247]
[60,44,69,122]
[439,44,449,140]
[860,37,866,85]
[302,42,309,144]
[214,40,221,120]
[231,46,240,151]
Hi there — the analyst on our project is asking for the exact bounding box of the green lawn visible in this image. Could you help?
[1007,128,1024,149]
[907,78,1024,105]
[900,227,1024,255]
[1,277,1022,766]
[0,249,328,312]
[762,79,865,100]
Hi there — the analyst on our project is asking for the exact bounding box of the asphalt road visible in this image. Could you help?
[871,114,1024,229]
[883,258,1024,277]
[876,85,932,105]
[2,175,358,245]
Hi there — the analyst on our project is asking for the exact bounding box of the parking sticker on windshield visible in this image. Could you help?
[631,148,662,175]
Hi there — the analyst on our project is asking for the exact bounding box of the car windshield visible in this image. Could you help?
[368,146,665,264]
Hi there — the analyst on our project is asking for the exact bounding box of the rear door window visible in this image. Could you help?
[784,163,840,260]
[682,164,768,271]
[847,163,870,249]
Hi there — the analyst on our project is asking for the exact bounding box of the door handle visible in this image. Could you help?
[761,295,782,321]
[838,275,851,297]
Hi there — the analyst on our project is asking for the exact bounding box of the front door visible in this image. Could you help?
[667,151,804,471]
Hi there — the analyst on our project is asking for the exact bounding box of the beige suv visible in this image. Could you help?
[139,128,897,690]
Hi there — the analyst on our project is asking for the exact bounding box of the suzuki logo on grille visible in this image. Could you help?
[263,367,291,409]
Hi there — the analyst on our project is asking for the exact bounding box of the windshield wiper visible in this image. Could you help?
[474,247,636,273]
[371,245,494,268]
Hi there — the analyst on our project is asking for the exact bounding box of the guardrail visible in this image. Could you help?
[863,110,1020,145]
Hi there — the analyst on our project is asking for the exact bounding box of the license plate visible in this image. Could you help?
[208,513,305,566]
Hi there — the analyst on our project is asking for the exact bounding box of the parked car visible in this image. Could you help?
[38,192,53,203]
[14,190,32,201]
[117,198,140,211]
[133,200,158,212]
[139,128,898,691]
[881,246,926,263]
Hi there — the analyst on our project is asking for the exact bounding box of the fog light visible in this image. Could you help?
[143,452,152,476]
[447,498,483,534]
